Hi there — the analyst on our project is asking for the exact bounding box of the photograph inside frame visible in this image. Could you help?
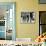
[21,12,35,23]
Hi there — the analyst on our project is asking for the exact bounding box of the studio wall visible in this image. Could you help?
[0,0,46,40]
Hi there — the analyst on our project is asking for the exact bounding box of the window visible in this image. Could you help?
[0,2,16,40]
[39,0,46,4]
[39,11,46,35]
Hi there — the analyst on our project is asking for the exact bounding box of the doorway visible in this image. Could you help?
[0,2,16,40]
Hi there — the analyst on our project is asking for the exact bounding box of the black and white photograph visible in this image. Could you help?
[21,12,35,24]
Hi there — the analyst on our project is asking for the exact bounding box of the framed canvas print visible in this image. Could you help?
[39,0,46,4]
[0,2,16,40]
[21,12,35,24]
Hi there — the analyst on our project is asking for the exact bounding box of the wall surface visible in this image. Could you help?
[0,0,46,40]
